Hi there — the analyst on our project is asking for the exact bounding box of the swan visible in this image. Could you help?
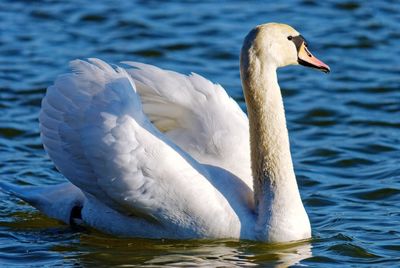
[1,23,329,242]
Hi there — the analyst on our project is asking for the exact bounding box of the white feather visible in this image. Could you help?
[3,22,316,243]
[123,61,252,186]
[36,58,254,239]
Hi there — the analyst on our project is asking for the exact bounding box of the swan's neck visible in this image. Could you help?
[240,41,310,241]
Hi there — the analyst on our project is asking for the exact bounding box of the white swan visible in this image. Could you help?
[2,23,329,242]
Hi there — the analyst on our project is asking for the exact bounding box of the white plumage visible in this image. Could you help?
[2,23,330,242]
[38,58,255,239]
[123,61,252,187]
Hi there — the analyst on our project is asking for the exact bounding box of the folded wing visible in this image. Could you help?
[39,59,239,234]
[124,62,252,187]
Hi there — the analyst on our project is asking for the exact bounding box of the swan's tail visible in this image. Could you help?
[0,182,85,224]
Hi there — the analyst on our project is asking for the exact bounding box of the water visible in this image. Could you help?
[1,0,399,266]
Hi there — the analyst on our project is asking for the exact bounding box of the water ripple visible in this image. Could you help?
[1,0,399,267]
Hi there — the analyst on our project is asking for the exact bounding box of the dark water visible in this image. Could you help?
[1,0,399,267]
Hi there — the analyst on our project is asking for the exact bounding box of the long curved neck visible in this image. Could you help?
[240,46,297,208]
[240,37,309,241]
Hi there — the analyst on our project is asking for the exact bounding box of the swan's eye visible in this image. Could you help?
[287,36,293,40]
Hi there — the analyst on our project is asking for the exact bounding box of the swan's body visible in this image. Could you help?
[1,23,329,242]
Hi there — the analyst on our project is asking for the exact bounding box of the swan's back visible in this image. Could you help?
[123,62,252,188]
[38,58,255,239]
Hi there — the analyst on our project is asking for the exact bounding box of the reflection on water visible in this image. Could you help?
[1,0,400,267]
[0,205,312,267]
[68,233,312,267]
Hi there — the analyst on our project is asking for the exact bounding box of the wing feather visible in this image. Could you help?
[123,62,252,187]
[39,59,238,235]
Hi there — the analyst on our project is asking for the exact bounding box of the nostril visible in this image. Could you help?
[304,47,312,57]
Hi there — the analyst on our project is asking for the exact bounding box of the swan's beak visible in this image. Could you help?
[297,42,330,73]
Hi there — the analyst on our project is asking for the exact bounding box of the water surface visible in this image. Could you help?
[1,0,400,267]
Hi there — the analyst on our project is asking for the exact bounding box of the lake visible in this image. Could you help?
[1,0,399,267]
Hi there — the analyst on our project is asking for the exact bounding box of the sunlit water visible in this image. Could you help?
[1,0,400,267]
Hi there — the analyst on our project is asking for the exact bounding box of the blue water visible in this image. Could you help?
[1,0,400,267]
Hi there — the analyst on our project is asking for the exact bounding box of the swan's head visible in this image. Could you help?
[242,23,330,73]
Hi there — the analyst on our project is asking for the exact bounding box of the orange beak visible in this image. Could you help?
[298,42,330,73]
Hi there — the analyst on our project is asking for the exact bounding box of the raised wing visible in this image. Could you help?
[39,59,238,233]
[123,62,252,187]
